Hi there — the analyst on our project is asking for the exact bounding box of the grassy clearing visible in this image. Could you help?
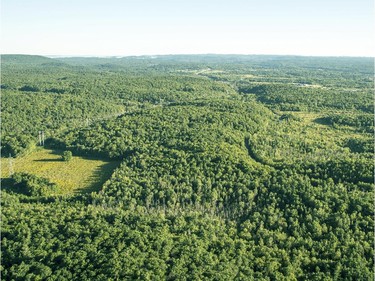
[1,148,120,194]
[281,111,367,145]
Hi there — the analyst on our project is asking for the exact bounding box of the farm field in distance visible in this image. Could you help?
[1,54,373,280]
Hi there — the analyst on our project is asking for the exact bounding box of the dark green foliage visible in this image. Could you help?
[1,54,373,280]
[1,134,34,157]
[19,85,40,92]
[344,137,373,153]
[239,84,373,113]
[11,172,58,196]
[319,113,374,132]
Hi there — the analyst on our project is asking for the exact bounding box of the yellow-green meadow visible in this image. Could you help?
[1,148,119,194]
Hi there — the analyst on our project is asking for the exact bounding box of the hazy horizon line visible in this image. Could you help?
[2,53,374,59]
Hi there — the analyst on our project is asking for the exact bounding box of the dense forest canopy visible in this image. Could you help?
[1,54,374,280]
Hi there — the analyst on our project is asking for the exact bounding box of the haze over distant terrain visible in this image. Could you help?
[1,0,374,57]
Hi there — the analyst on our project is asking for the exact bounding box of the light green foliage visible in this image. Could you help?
[62,150,73,162]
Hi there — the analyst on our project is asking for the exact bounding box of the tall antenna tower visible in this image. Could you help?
[42,131,45,146]
[38,131,42,146]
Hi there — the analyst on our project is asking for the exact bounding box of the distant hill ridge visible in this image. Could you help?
[1,54,372,74]
[1,54,56,64]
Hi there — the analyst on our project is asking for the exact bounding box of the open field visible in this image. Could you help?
[1,148,119,194]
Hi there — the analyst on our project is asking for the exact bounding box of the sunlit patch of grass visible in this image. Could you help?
[1,148,120,194]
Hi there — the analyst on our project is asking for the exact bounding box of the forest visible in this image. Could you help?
[1,54,374,280]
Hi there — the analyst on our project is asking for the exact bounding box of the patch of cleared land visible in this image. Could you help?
[1,148,120,194]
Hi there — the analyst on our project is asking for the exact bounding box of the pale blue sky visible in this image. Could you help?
[1,0,374,56]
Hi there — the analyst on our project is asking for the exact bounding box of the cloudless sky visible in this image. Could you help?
[1,0,374,56]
